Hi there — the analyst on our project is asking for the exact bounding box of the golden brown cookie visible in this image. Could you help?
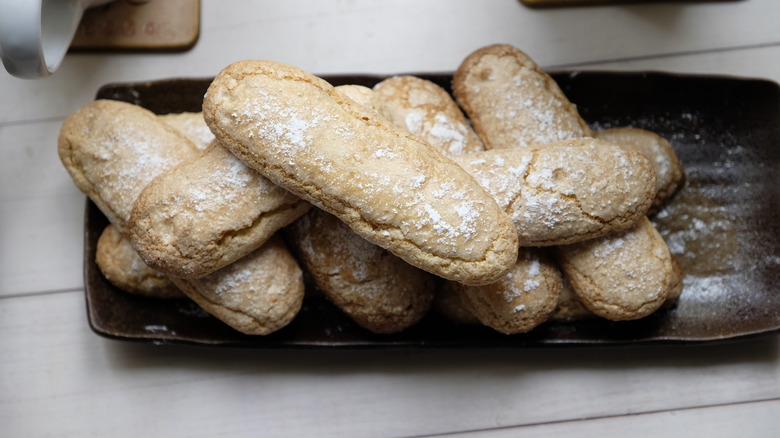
[556,216,676,321]
[129,141,311,278]
[170,235,304,335]
[95,224,182,299]
[452,44,591,149]
[286,208,434,334]
[455,248,562,334]
[595,127,685,211]
[453,138,656,246]
[373,75,484,156]
[203,60,519,286]
[58,100,199,232]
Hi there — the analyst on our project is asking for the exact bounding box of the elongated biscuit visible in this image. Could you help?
[453,138,655,246]
[556,217,675,321]
[455,248,562,334]
[373,75,484,156]
[170,235,305,335]
[58,100,199,232]
[203,60,519,286]
[96,224,183,299]
[59,102,305,335]
[453,44,591,149]
[595,127,685,211]
[286,208,434,334]
[129,141,311,278]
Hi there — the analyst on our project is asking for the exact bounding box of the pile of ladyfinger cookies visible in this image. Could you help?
[59,44,685,336]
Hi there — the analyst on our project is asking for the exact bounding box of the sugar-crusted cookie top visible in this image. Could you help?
[129,141,308,278]
[204,60,519,285]
[373,75,484,156]
[453,44,591,150]
[58,100,198,231]
[557,217,673,320]
[454,138,655,246]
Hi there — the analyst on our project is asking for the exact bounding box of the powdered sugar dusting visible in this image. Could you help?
[404,111,424,133]
[217,74,498,260]
[593,236,625,258]
[499,257,544,311]
[230,89,332,160]
[214,268,255,295]
[427,113,469,156]
[478,62,586,148]
[527,259,540,277]
[454,150,532,213]
[92,110,197,222]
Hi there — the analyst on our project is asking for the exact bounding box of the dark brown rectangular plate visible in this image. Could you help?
[85,71,780,347]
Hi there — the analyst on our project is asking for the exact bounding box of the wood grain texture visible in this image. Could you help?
[1,292,779,437]
[1,0,779,436]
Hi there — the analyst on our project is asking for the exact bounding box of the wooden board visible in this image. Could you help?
[70,0,199,51]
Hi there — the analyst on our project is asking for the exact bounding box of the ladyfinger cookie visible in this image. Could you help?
[203,60,519,286]
[452,44,591,150]
[373,75,485,156]
[595,127,685,211]
[556,216,676,321]
[170,235,305,335]
[158,112,215,151]
[454,248,562,334]
[452,138,656,246]
[550,253,681,321]
[96,224,183,299]
[286,208,434,334]
[129,141,311,278]
[58,100,199,232]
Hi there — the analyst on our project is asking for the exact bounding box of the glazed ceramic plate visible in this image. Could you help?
[85,71,780,347]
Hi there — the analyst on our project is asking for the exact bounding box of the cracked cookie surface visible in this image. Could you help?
[453,138,656,246]
[58,100,200,233]
[204,60,519,286]
[286,208,434,334]
[373,75,484,156]
[595,127,685,212]
[171,235,305,335]
[555,217,675,321]
[455,248,562,334]
[129,141,310,278]
[453,43,591,150]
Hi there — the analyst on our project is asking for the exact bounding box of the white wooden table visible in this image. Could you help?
[2,1,779,436]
